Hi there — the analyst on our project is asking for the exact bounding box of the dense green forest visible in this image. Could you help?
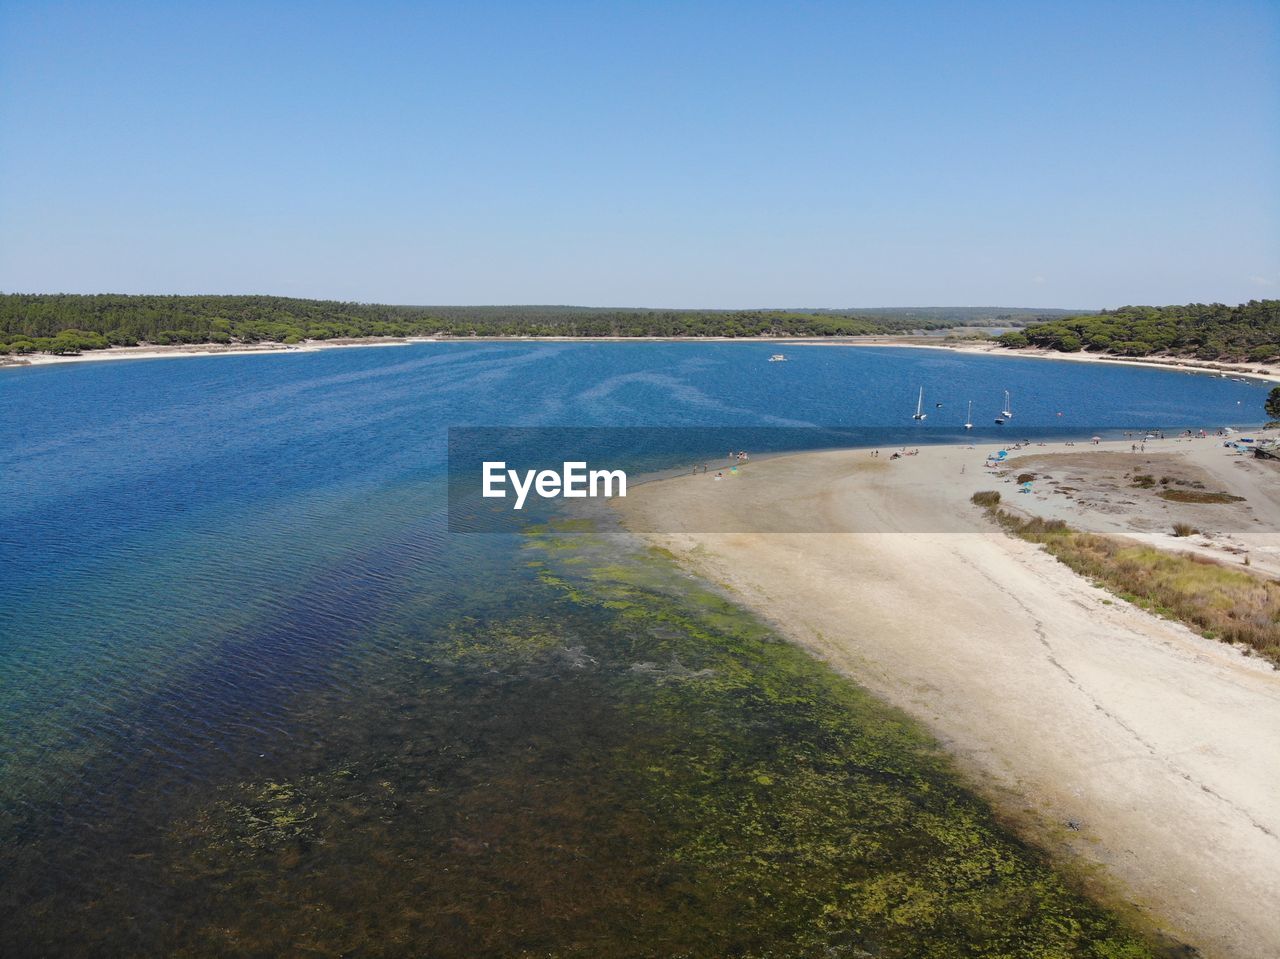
[0,295,1076,355]
[997,300,1280,361]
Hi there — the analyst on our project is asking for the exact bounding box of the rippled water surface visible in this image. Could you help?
[0,343,1261,956]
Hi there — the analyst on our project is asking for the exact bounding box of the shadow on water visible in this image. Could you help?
[2,507,1175,958]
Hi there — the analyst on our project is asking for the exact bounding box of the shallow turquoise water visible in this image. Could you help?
[0,343,1259,955]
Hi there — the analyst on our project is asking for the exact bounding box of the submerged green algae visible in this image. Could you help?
[516,519,1159,958]
[7,513,1165,958]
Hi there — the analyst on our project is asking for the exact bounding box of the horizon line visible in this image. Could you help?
[0,291,1136,312]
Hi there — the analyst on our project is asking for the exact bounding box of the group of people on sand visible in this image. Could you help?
[871,447,920,461]
[696,450,750,481]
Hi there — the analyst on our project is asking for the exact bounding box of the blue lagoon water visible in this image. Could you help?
[0,343,1261,956]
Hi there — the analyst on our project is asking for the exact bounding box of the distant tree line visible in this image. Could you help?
[996,300,1280,362]
[0,295,1075,355]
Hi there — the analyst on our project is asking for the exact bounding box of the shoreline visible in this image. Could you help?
[5,334,1280,383]
[615,436,1280,958]
[792,337,1280,383]
[0,336,438,368]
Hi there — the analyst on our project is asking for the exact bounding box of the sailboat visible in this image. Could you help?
[995,390,1013,425]
[964,400,973,430]
[912,387,927,421]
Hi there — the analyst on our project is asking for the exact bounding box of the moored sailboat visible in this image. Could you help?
[995,390,1013,425]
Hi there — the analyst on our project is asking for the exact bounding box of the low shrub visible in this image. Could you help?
[1157,490,1244,504]
[971,500,1278,664]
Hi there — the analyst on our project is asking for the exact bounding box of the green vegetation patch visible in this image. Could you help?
[997,299,1279,361]
[1155,489,1245,504]
[0,293,1080,354]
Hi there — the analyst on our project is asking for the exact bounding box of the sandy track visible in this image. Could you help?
[618,442,1280,958]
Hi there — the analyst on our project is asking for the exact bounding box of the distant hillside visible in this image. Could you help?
[0,295,1078,355]
[997,300,1280,362]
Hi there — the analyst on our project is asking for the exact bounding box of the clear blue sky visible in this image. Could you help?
[1,1,1276,309]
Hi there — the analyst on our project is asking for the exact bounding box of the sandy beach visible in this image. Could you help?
[618,435,1280,958]
[0,336,439,368]
[794,338,1280,384]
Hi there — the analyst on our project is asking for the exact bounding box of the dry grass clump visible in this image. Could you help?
[1157,489,1245,504]
[1171,522,1198,538]
[972,500,1280,665]
[970,490,1002,508]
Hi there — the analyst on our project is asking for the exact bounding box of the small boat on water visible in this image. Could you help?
[912,387,927,421]
[768,353,787,362]
[964,400,973,430]
[995,390,1013,425]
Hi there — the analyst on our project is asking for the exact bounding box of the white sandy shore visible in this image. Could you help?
[794,338,1280,384]
[6,334,1280,383]
[618,436,1280,958]
[0,336,438,368]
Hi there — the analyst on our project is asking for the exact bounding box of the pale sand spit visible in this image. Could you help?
[618,437,1280,958]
